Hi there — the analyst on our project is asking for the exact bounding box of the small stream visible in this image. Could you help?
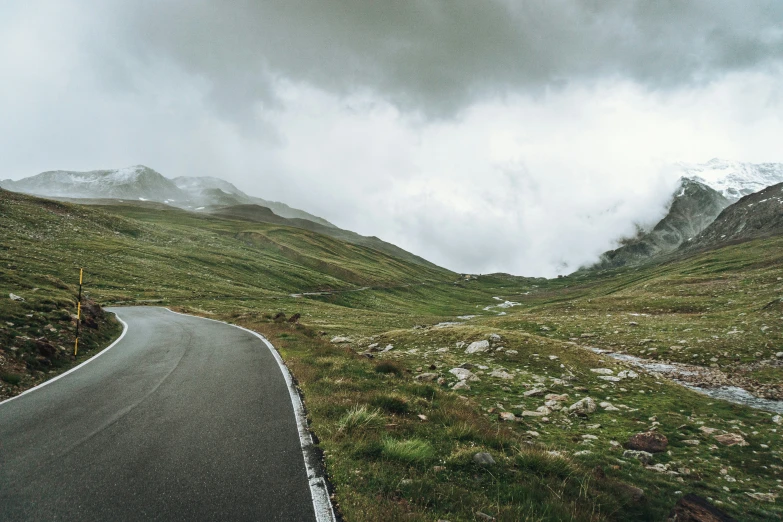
[587,348,783,414]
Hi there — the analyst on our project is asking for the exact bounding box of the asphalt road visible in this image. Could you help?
[0,307,327,521]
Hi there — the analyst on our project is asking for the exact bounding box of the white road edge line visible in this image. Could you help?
[164,308,337,522]
[0,315,129,408]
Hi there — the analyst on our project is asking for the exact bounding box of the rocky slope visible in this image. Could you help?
[592,178,729,269]
[681,182,783,252]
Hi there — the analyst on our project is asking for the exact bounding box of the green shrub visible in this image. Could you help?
[374,361,402,375]
[1,372,22,385]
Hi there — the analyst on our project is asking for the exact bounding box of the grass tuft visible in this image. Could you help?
[337,405,385,433]
[381,437,434,463]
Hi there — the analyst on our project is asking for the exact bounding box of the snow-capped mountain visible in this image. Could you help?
[0,166,187,203]
[678,158,783,201]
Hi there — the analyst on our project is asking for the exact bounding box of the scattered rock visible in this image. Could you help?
[682,440,701,446]
[415,373,439,382]
[568,397,597,415]
[776,352,783,358]
[489,333,502,342]
[629,321,639,326]
[523,388,547,397]
[590,368,614,375]
[617,370,639,379]
[452,381,471,391]
[330,336,351,344]
[599,401,620,411]
[505,349,518,355]
[473,452,496,466]
[449,368,479,381]
[623,449,654,464]
[476,512,496,521]
[545,393,569,401]
[745,492,776,503]
[598,376,622,382]
[580,333,597,338]
[573,450,592,456]
[628,431,668,453]
[465,340,490,354]
[499,412,517,422]
[488,369,514,380]
[9,293,24,302]
[521,411,546,417]
[772,415,782,425]
[699,426,719,435]
[667,493,738,522]
[713,433,748,447]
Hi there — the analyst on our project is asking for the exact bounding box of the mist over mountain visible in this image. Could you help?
[171,176,334,226]
[592,178,730,269]
[590,159,783,270]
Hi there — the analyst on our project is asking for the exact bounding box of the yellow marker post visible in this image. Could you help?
[74,268,83,356]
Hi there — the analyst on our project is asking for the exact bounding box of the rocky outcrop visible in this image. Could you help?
[680,182,783,253]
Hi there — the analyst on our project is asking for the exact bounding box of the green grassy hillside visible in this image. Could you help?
[2,187,781,521]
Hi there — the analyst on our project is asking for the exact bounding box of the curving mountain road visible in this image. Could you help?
[0,307,333,521]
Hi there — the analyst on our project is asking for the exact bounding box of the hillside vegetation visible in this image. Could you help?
[1,187,781,521]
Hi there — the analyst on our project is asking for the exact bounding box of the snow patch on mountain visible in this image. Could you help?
[678,158,783,201]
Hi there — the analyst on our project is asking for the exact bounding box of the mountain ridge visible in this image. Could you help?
[0,165,436,268]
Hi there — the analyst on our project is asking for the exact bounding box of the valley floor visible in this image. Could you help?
[2,189,782,520]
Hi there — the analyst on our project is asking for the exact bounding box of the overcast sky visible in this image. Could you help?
[2,1,783,276]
